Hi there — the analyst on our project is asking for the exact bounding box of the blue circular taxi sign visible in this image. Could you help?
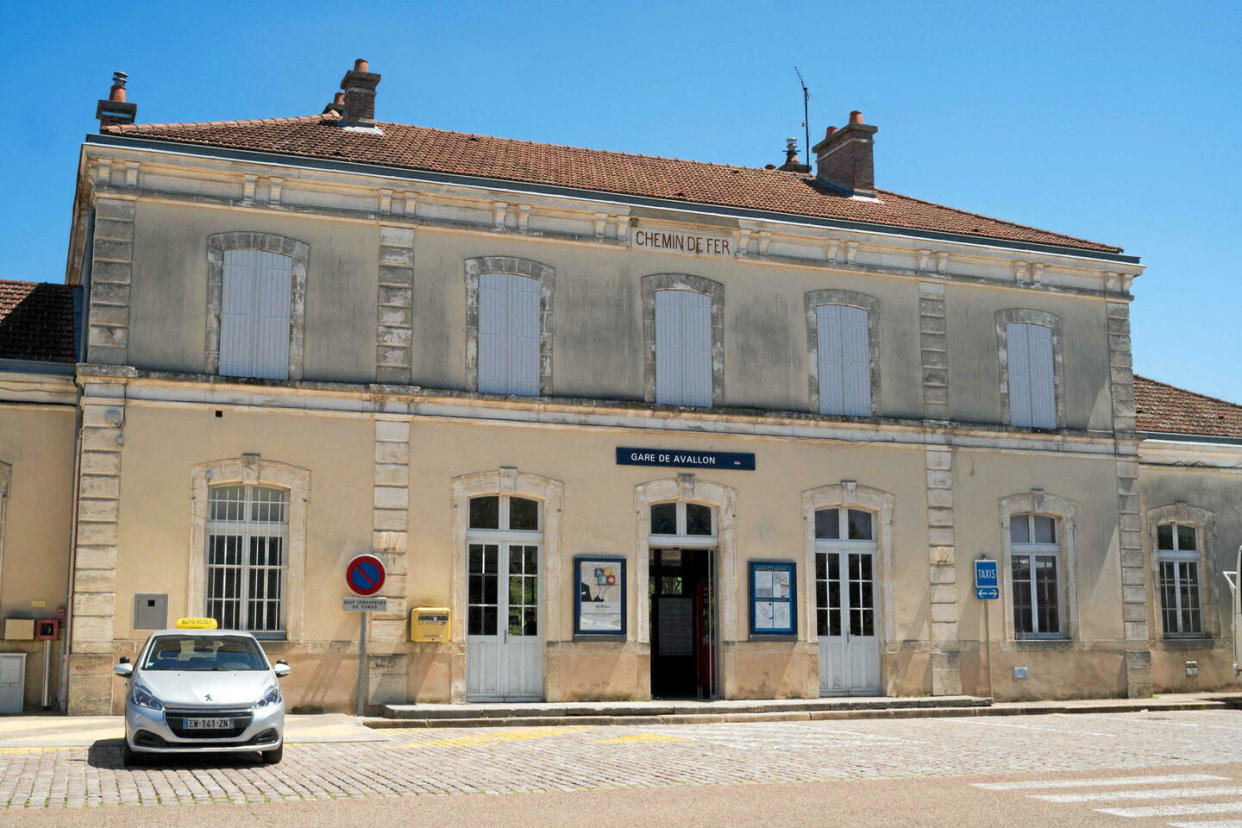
[346,554,386,596]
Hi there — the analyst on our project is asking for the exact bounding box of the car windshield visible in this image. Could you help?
[141,635,268,671]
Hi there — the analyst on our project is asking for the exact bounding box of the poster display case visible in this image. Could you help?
[574,556,627,637]
[748,560,797,636]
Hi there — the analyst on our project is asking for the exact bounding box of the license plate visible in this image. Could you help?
[183,717,232,730]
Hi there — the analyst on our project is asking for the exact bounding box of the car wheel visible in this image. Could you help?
[259,744,283,765]
[123,744,145,767]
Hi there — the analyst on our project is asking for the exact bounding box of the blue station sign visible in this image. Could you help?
[974,558,999,600]
[616,447,756,471]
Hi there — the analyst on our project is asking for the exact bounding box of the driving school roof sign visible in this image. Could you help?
[616,447,756,471]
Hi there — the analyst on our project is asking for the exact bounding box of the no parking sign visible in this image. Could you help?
[346,554,386,596]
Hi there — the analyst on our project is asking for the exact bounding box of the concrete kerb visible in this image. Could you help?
[364,692,1242,730]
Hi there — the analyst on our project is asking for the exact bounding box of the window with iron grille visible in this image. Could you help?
[205,485,288,637]
[1009,513,1062,637]
[1157,522,1203,636]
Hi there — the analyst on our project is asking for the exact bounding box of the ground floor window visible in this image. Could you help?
[1010,513,1061,637]
[1157,522,1202,636]
[205,484,288,635]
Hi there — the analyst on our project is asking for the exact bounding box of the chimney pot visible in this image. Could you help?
[96,70,137,129]
[777,137,810,173]
[323,91,347,115]
[810,113,878,197]
[339,59,381,124]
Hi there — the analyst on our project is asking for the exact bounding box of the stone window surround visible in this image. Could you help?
[801,482,897,652]
[0,462,9,589]
[464,256,555,395]
[188,456,310,641]
[998,489,1079,643]
[1147,502,1218,639]
[995,309,1066,429]
[450,468,564,702]
[205,232,309,380]
[641,274,725,406]
[804,290,881,417]
[634,476,737,647]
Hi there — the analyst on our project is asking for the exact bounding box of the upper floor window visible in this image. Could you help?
[1157,522,1203,636]
[465,257,554,396]
[655,289,712,406]
[997,310,1062,430]
[478,272,541,395]
[219,250,293,380]
[206,233,308,382]
[817,305,870,416]
[206,484,288,635]
[1009,513,1061,637]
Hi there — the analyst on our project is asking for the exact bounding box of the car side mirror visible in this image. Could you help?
[113,663,133,678]
[273,660,291,678]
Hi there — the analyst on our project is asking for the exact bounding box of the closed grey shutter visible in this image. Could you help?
[253,251,291,380]
[478,273,541,395]
[818,305,870,416]
[219,250,291,380]
[1026,324,1056,427]
[508,274,541,396]
[655,290,711,407]
[1007,322,1033,426]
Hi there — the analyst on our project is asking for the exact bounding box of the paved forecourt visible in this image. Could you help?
[4,709,1242,815]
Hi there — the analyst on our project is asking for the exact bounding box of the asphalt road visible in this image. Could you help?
[5,709,1242,825]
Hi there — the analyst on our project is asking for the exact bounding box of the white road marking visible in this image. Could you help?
[1097,801,1242,818]
[974,774,1229,791]
[956,719,1116,737]
[1033,785,1242,803]
[1067,714,1242,734]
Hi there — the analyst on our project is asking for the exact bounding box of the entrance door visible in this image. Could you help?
[649,548,716,699]
[817,549,880,694]
[466,541,542,700]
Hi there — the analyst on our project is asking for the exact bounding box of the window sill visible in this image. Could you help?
[1010,637,1073,649]
[1159,636,1213,649]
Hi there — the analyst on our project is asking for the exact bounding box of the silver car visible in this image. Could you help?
[113,627,290,765]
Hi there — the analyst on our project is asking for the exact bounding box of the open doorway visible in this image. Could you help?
[649,547,717,699]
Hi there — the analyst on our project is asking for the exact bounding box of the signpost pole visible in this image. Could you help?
[983,593,993,701]
[357,610,368,717]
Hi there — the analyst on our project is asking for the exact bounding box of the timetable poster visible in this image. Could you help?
[750,562,795,634]
[577,559,624,633]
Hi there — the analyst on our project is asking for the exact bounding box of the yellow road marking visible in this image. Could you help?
[594,732,690,744]
[396,726,592,748]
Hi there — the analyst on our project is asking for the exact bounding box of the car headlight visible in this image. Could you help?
[131,684,164,711]
[253,685,282,709]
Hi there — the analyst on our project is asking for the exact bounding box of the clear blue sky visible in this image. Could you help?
[2,0,1238,400]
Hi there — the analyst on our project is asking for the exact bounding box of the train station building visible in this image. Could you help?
[0,61,1239,714]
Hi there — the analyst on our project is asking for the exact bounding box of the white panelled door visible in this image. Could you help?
[219,249,292,380]
[815,507,881,696]
[478,272,541,396]
[466,542,543,701]
[654,289,712,407]
[817,304,871,416]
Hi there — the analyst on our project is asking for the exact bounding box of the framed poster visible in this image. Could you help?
[574,556,627,636]
[749,560,797,636]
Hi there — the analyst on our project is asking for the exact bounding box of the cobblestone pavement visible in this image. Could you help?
[3,710,1242,810]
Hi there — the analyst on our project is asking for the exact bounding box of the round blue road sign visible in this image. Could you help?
[346,554,386,596]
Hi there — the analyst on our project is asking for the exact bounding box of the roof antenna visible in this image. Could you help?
[794,66,811,171]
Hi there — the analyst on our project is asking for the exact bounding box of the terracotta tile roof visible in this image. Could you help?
[1135,375,1242,440]
[103,115,1123,254]
[0,280,78,363]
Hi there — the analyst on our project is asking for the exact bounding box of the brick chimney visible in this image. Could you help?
[339,59,380,124]
[95,71,137,128]
[777,137,810,173]
[811,111,877,197]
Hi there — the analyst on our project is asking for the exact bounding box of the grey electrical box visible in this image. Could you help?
[133,594,168,630]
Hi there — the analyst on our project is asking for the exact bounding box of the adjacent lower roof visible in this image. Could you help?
[0,280,78,363]
[101,115,1124,255]
[1135,376,1242,441]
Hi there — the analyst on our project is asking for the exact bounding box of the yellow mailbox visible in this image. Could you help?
[410,607,450,642]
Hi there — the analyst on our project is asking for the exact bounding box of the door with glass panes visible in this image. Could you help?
[465,495,543,701]
[815,507,881,695]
